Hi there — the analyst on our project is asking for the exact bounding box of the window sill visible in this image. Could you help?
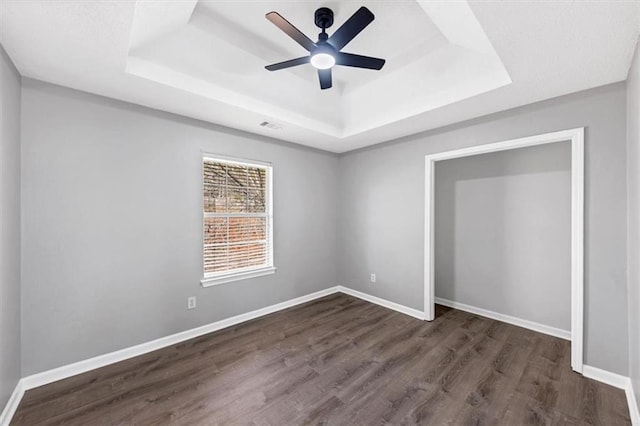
[201,267,277,287]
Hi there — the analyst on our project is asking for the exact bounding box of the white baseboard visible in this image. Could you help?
[19,286,422,392]
[434,297,571,340]
[21,286,341,391]
[338,286,425,320]
[583,365,640,425]
[9,286,631,425]
[627,380,640,426]
[0,379,24,426]
[583,365,629,389]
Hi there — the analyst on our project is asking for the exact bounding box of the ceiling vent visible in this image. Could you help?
[259,121,283,130]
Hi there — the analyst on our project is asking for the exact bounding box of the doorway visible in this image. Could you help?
[423,128,584,373]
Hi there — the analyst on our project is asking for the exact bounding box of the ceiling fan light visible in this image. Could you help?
[310,53,335,70]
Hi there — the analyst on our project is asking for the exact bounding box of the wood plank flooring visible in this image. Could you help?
[11,294,631,425]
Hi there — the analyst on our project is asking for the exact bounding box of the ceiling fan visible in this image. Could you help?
[264,6,385,90]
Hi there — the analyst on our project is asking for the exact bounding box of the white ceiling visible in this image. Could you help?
[1,0,639,153]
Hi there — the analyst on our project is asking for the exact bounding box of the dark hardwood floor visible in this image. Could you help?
[12,294,631,425]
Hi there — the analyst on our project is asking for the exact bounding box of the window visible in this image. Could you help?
[201,155,274,286]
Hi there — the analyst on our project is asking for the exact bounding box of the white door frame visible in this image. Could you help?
[423,127,584,373]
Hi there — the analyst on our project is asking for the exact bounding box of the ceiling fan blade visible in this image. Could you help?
[266,11,317,52]
[318,69,332,90]
[327,7,374,51]
[265,56,310,71]
[335,52,385,70]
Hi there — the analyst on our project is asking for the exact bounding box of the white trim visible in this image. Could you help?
[16,285,427,395]
[435,297,570,340]
[424,128,584,162]
[582,365,639,425]
[627,381,640,426]
[424,155,435,321]
[20,286,340,391]
[424,127,584,373]
[202,152,272,168]
[201,266,276,287]
[570,131,585,373]
[2,285,633,425]
[583,365,630,389]
[0,285,433,424]
[338,286,425,320]
[201,154,275,283]
[0,380,24,426]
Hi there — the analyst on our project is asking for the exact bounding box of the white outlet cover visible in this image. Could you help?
[187,296,196,309]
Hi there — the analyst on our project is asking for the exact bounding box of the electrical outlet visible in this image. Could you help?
[370,273,376,283]
[187,296,196,310]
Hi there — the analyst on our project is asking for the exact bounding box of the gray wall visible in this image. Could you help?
[20,79,339,376]
[627,37,640,411]
[13,72,634,379]
[338,83,629,374]
[0,45,21,408]
[434,143,571,331]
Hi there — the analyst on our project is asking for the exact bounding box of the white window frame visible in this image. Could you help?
[200,154,275,287]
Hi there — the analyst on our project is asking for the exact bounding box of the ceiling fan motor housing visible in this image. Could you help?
[315,8,334,30]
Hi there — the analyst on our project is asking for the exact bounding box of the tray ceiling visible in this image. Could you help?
[1,0,638,152]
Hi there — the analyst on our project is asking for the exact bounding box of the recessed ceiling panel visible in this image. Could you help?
[125,0,511,138]
[1,0,637,152]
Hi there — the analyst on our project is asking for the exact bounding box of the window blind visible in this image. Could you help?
[203,156,273,277]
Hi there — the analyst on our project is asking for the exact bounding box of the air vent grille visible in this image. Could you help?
[259,121,283,130]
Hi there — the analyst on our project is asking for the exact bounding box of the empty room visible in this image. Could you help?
[1,0,639,424]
